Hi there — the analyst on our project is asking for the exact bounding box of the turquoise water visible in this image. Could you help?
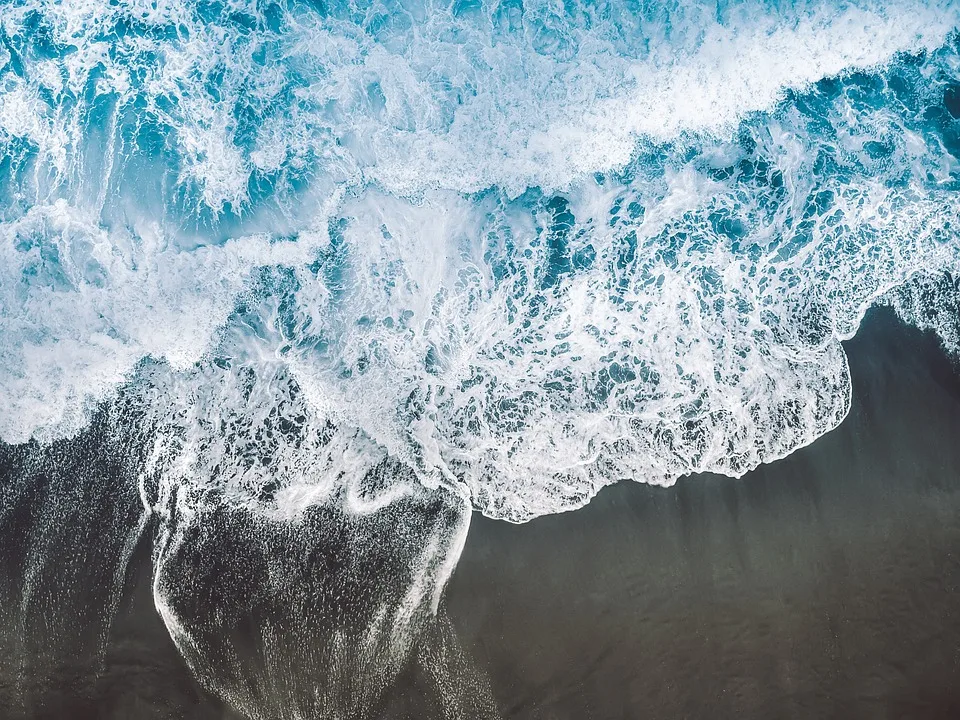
[2,1,960,519]
[3,2,960,716]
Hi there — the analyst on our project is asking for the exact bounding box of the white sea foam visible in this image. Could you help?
[5,3,960,713]
[1,0,959,525]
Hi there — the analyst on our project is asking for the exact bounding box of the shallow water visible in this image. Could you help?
[446,308,960,719]
[3,0,960,716]
[1,308,959,717]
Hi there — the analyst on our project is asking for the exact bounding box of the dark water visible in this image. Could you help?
[2,306,960,718]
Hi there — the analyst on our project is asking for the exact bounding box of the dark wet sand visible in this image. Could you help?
[444,307,960,719]
[1,306,959,718]
[0,421,232,720]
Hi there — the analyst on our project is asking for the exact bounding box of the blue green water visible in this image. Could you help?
[3,2,960,716]
[1,0,959,520]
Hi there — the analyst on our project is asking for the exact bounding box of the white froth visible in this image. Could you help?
[0,201,309,443]
[1,0,959,527]
[552,5,960,179]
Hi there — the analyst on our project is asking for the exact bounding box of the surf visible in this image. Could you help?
[2,2,960,712]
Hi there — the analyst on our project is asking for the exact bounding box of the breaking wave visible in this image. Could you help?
[4,0,960,522]
[4,0,960,713]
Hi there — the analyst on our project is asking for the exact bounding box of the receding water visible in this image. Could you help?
[1,1,960,717]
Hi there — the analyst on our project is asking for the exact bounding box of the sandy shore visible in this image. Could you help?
[1,307,959,718]
[444,307,960,719]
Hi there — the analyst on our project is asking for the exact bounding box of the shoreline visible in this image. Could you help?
[444,306,960,718]
[1,306,959,717]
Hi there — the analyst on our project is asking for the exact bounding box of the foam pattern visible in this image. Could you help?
[2,0,960,526]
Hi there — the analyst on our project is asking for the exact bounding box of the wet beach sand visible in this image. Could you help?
[1,306,959,718]
[445,306,960,719]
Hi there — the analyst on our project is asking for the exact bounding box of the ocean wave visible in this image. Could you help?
[1,0,959,527]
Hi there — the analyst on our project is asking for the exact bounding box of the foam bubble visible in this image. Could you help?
[1,0,959,522]
[5,5,960,713]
